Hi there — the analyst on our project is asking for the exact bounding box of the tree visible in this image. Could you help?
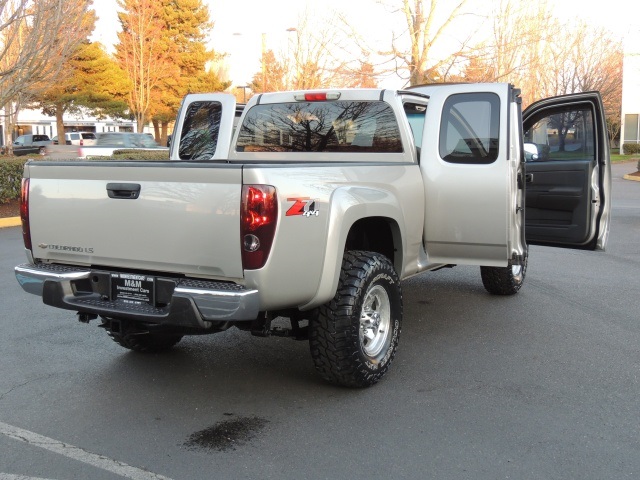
[537,22,623,144]
[249,49,289,93]
[341,60,378,88]
[381,0,471,86]
[1,0,95,151]
[116,0,174,132]
[29,41,131,142]
[149,0,229,144]
[248,11,351,92]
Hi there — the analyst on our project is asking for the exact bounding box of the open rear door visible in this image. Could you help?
[416,83,524,267]
[523,92,611,250]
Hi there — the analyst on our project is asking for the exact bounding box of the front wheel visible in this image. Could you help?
[309,251,402,387]
[38,147,46,156]
[480,251,528,295]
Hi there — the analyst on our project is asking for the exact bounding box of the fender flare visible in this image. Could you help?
[299,186,405,311]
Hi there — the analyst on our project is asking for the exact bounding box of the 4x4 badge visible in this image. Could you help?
[286,197,319,217]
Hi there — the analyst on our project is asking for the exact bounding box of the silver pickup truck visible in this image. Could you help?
[15,84,611,387]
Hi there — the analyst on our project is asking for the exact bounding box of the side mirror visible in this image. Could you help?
[523,143,539,161]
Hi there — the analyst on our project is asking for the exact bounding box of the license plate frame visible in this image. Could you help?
[111,273,155,305]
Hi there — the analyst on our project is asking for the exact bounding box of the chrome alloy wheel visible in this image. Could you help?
[359,284,391,357]
[512,263,524,282]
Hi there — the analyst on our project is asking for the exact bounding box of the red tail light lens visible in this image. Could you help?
[20,178,32,251]
[241,185,277,270]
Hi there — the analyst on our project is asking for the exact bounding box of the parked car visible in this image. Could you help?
[97,132,160,147]
[52,132,97,146]
[11,134,52,156]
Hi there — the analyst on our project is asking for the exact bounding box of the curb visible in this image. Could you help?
[623,173,640,182]
[0,216,20,228]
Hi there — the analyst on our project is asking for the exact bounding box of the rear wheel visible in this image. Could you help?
[309,251,402,387]
[480,251,528,295]
[101,318,182,353]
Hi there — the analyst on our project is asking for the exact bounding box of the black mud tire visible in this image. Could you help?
[102,319,182,353]
[309,251,402,388]
[480,252,528,295]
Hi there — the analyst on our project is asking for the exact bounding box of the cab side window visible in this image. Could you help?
[179,101,222,160]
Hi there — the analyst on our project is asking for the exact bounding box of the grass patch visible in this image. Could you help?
[611,154,640,164]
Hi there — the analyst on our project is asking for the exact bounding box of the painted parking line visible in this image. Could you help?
[0,475,59,480]
[0,475,58,480]
[0,422,174,480]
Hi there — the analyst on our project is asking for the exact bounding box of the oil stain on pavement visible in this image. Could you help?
[185,415,269,452]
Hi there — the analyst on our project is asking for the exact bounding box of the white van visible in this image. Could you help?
[52,132,97,146]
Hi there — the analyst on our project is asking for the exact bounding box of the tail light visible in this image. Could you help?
[241,185,277,270]
[80,139,84,146]
[20,178,32,251]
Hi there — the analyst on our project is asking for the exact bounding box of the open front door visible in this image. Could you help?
[523,92,611,250]
[169,93,239,161]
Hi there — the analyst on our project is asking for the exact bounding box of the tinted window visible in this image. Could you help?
[404,103,427,148]
[81,133,96,140]
[179,101,222,160]
[524,107,595,162]
[236,101,403,153]
[439,93,500,164]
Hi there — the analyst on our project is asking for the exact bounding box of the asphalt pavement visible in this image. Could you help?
[0,162,638,480]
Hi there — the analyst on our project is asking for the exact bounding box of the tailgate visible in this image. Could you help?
[26,162,244,279]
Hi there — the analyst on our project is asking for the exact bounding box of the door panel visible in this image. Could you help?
[523,92,611,250]
[525,160,593,244]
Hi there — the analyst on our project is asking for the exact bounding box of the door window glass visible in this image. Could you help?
[524,106,595,162]
[178,101,222,160]
[439,93,500,164]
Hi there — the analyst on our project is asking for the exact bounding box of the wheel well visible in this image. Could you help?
[345,217,401,272]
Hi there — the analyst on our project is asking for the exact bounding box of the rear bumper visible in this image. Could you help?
[15,263,260,329]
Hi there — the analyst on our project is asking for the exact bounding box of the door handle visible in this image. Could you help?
[106,183,141,199]
[525,173,534,183]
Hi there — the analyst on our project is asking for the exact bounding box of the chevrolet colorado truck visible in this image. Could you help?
[15,84,611,387]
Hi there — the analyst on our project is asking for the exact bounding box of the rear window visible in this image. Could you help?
[236,101,403,153]
[33,135,49,142]
[81,133,96,140]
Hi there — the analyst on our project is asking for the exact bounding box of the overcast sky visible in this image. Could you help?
[91,0,639,89]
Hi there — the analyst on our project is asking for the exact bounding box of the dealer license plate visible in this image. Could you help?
[111,273,155,304]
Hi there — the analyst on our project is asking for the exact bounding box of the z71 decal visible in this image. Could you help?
[286,197,320,217]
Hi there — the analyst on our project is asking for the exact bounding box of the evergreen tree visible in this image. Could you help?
[151,0,230,144]
[31,42,130,141]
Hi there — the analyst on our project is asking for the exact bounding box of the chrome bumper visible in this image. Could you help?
[15,263,260,327]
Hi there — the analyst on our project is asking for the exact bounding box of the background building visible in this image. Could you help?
[0,108,138,146]
[620,29,640,153]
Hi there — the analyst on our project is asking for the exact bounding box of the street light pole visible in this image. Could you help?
[261,33,267,92]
